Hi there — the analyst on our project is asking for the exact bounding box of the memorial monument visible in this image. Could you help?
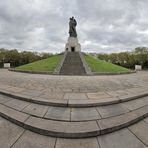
[58,17,88,75]
[65,17,81,52]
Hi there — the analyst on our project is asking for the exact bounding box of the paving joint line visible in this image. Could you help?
[128,126,148,147]
[54,138,58,148]
[10,129,26,148]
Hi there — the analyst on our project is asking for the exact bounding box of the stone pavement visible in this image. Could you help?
[0,69,148,107]
[0,69,148,147]
[0,117,148,148]
[0,69,148,94]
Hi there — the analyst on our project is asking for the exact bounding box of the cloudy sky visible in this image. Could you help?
[0,0,148,53]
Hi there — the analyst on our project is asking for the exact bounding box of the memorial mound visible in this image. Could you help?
[16,54,62,72]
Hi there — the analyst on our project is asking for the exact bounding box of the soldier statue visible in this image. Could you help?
[69,16,77,37]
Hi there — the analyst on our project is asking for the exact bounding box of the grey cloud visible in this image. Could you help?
[0,0,148,53]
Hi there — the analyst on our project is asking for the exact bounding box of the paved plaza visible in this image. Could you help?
[0,69,148,95]
[0,69,148,148]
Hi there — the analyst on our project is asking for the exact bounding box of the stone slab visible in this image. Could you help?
[23,103,49,117]
[122,99,146,110]
[44,106,70,121]
[98,128,146,148]
[98,105,148,134]
[106,90,128,97]
[140,96,148,104]
[129,121,148,145]
[39,92,64,100]
[61,88,73,92]
[119,92,148,102]
[68,99,96,107]
[0,118,24,148]
[4,99,30,111]
[0,104,29,126]
[71,107,101,121]
[64,93,88,100]
[12,130,56,148]
[87,92,111,100]
[25,116,100,138]
[32,97,68,107]
[11,93,34,101]
[92,97,120,105]
[5,86,25,93]
[0,84,11,89]
[68,97,119,107]
[126,87,146,93]
[144,117,148,123]
[20,89,43,97]
[97,104,129,118]
[0,94,12,103]
[56,138,100,148]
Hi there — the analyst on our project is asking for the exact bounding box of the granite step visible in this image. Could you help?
[1,93,148,122]
[0,103,148,138]
[0,89,148,107]
[1,117,148,148]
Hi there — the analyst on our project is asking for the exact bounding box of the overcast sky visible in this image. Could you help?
[0,0,148,53]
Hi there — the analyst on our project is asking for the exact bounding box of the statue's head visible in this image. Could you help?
[72,16,74,19]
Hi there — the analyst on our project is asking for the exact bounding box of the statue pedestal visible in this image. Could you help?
[65,37,81,52]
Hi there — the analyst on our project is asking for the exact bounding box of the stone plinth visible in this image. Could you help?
[65,37,81,52]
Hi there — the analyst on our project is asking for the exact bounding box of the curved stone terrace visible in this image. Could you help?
[0,69,148,148]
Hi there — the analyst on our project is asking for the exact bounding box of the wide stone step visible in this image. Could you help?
[60,70,85,73]
[63,62,82,64]
[63,61,81,63]
[60,69,85,73]
[61,66,84,69]
[0,90,148,107]
[61,66,85,69]
[1,93,148,122]
[62,62,83,65]
[0,104,148,138]
[65,58,80,60]
[60,72,86,76]
[60,69,86,73]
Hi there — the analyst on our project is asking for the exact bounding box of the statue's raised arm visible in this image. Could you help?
[69,17,77,37]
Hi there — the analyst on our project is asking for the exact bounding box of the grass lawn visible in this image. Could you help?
[16,54,62,72]
[85,55,131,73]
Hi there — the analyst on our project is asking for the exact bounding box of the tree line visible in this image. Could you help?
[0,48,54,68]
[0,47,148,69]
[95,47,148,69]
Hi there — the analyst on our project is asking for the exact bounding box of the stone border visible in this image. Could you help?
[79,52,92,75]
[0,104,147,138]
[0,89,148,108]
[53,52,68,74]
[8,68,53,75]
[8,67,136,76]
[92,71,136,75]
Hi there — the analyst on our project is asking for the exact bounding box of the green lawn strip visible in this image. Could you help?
[16,54,62,72]
[84,55,130,73]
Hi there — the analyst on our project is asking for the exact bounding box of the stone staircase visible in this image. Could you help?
[0,91,148,138]
[59,52,86,75]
